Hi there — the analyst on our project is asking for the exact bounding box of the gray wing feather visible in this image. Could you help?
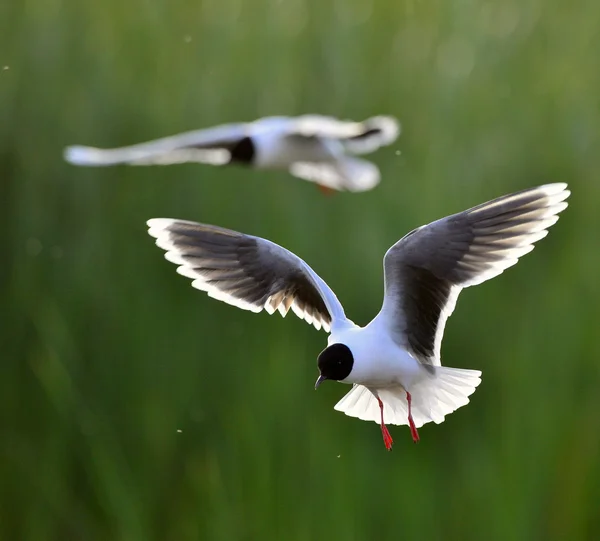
[147,219,348,332]
[374,183,570,365]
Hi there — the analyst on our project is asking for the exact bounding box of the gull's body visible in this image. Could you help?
[326,323,421,389]
[146,183,569,449]
[64,115,400,192]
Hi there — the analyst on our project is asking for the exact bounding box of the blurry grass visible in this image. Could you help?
[1,0,600,539]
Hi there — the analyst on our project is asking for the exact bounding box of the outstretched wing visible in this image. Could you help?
[287,115,399,147]
[147,219,349,332]
[64,123,250,167]
[372,183,570,365]
[338,116,401,155]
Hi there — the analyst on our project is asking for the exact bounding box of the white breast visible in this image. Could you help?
[252,130,342,169]
[328,325,423,389]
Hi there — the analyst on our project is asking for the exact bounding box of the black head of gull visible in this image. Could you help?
[315,343,354,389]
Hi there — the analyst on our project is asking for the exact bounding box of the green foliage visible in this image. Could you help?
[1,0,599,539]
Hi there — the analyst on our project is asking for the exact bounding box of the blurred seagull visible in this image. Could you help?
[64,115,400,193]
[146,183,569,450]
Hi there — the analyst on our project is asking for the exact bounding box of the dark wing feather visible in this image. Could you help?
[147,219,348,332]
[374,183,570,365]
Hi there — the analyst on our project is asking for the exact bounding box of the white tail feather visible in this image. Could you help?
[289,157,380,192]
[334,366,482,428]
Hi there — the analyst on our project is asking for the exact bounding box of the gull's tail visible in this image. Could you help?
[290,156,380,192]
[334,366,482,428]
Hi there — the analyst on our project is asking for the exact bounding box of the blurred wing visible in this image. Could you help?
[64,123,250,167]
[287,115,366,138]
[372,183,570,365]
[290,157,380,192]
[340,116,401,155]
[288,115,399,148]
[147,219,349,332]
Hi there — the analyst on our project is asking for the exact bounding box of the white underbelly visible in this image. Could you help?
[255,136,340,168]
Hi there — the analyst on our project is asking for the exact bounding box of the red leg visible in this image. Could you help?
[406,391,420,443]
[376,397,394,451]
[317,185,336,196]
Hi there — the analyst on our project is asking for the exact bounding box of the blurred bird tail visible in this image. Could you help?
[334,366,482,428]
[290,156,380,192]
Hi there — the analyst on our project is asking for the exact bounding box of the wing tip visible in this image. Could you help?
[147,217,176,229]
[539,182,569,194]
[364,115,401,143]
[551,200,569,215]
[147,218,179,241]
[64,145,97,166]
[164,250,188,266]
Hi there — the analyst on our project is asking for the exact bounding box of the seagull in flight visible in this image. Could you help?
[64,115,400,194]
[146,183,569,450]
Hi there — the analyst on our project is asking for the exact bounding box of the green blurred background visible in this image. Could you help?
[2,0,600,539]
